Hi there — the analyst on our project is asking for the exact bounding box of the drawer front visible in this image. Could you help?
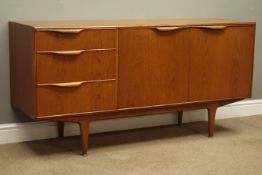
[36,50,116,84]
[36,81,116,117]
[36,29,116,51]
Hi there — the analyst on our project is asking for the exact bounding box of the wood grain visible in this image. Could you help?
[36,81,116,117]
[36,29,116,51]
[118,28,190,108]
[36,50,116,83]
[189,26,255,101]
[9,22,36,119]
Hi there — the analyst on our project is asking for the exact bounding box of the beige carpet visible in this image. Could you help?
[0,115,262,175]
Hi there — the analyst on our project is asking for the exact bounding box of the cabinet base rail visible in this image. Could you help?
[51,100,236,155]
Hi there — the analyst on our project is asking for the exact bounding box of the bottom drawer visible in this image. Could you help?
[36,81,116,117]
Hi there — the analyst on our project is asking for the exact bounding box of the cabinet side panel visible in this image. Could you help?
[249,25,256,97]
[9,22,36,119]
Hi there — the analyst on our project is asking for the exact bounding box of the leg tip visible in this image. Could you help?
[208,134,214,137]
[82,152,88,156]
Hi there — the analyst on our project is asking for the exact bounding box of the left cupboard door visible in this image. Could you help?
[118,28,190,109]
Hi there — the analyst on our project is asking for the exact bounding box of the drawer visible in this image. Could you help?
[36,29,116,51]
[36,80,116,117]
[36,50,116,84]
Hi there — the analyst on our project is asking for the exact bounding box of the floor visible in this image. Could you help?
[0,115,262,175]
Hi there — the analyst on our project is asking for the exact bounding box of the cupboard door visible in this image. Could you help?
[189,26,255,101]
[118,28,190,108]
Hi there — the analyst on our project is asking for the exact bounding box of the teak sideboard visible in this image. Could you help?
[9,19,256,155]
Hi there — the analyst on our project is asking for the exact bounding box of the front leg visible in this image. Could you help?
[78,120,90,155]
[207,103,218,137]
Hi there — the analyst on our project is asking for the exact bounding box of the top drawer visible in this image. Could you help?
[35,28,116,51]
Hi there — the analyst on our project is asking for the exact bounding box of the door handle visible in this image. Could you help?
[195,25,227,30]
[155,26,186,31]
[155,25,227,31]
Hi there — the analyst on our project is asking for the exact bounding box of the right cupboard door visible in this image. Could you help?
[189,26,255,101]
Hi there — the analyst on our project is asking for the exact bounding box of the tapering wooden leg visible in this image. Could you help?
[177,111,183,126]
[207,103,218,137]
[57,122,64,138]
[78,120,90,155]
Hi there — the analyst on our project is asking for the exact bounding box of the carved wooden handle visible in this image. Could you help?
[38,79,116,88]
[39,29,84,34]
[155,25,227,31]
[37,48,116,56]
[195,25,227,30]
[41,81,86,88]
[155,26,185,31]
[38,50,85,56]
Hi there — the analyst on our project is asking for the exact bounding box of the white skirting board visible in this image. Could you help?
[0,99,262,144]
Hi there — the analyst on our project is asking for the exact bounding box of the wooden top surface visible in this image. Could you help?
[12,19,255,29]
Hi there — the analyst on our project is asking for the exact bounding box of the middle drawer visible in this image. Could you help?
[36,50,116,84]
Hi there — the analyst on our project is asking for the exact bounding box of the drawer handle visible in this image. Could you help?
[37,48,116,56]
[38,79,116,88]
[38,50,85,56]
[43,81,86,88]
[38,29,84,34]
[155,25,227,31]
[195,25,227,30]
